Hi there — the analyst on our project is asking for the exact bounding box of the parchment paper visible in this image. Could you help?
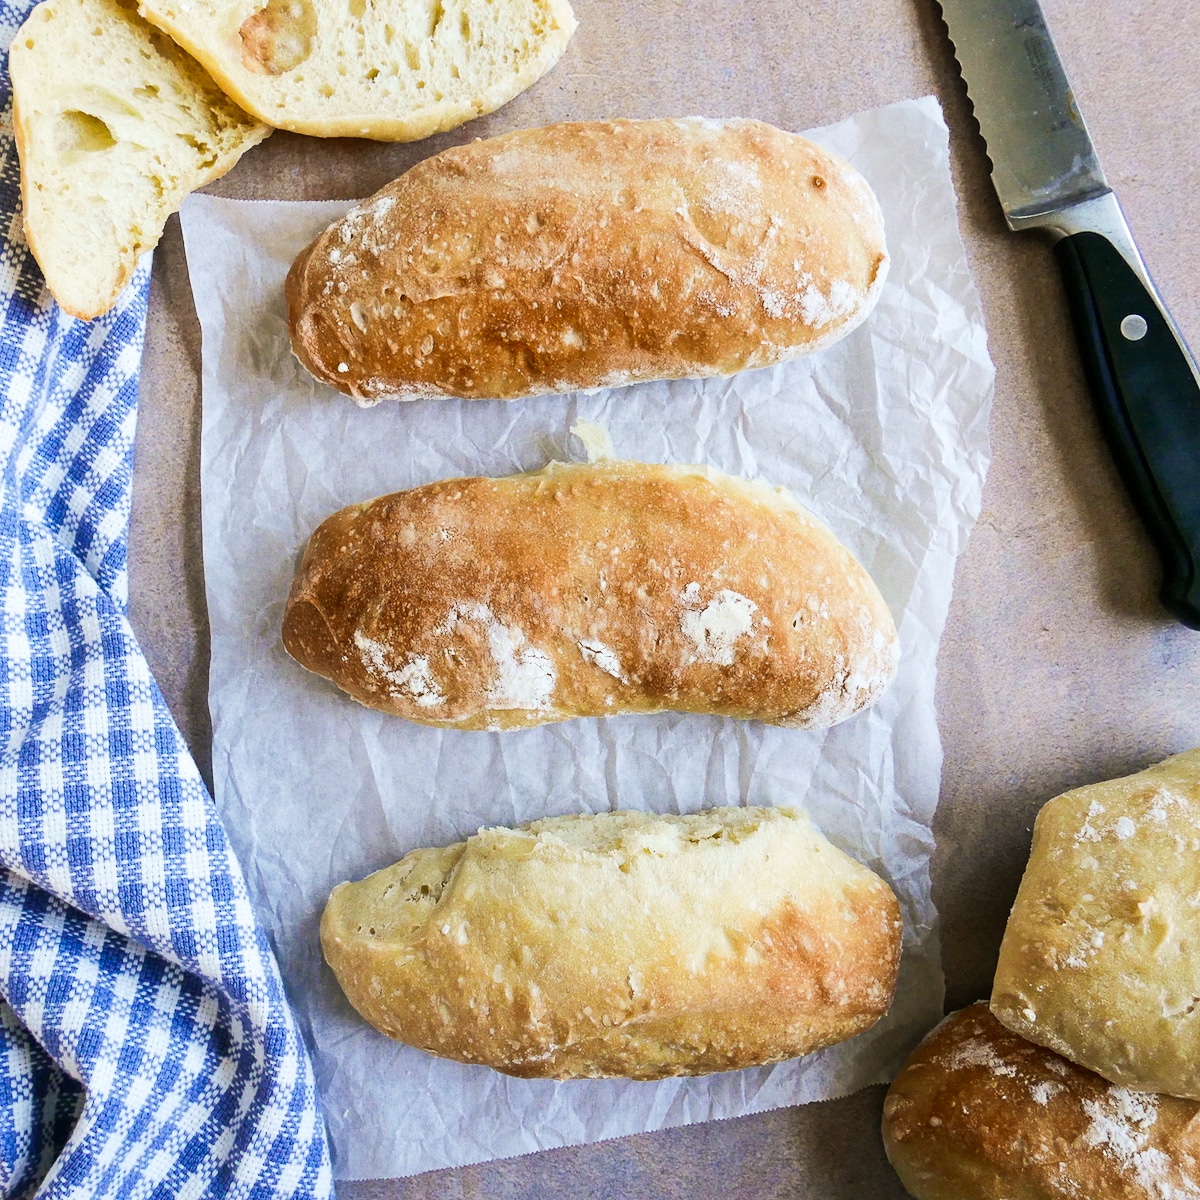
[180,95,994,1180]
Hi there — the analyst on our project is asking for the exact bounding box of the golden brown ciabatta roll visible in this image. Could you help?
[281,458,899,730]
[285,117,889,403]
[991,749,1200,1099]
[882,1004,1200,1200]
[321,806,903,1079]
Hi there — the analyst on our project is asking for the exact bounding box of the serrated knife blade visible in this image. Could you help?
[936,0,1109,222]
[935,0,1200,629]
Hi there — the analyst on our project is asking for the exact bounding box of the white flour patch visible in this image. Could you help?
[680,588,757,666]
[1076,800,1108,844]
[485,622,555,711]
[436,603,556,711]
[942,1037,1018,1078]
[578,639,625,681]
[1030,1081,1064,1105]
[699,158,764,223]
[799,278,863,328]
[353,633,445,708]
[1080,1089,1174,1194]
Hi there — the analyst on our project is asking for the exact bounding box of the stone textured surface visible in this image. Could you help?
[127,0,1200,1193]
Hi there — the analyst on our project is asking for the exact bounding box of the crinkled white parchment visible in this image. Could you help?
[180,95,994,1180]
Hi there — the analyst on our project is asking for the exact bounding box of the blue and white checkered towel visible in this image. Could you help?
[0,5,334,1196]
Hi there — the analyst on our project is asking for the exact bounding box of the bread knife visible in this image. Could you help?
[935,0,1200,628]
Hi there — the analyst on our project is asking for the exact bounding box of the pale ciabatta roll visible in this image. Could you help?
[286,118,888,403]
[321,806,903,1079]
[281,458,899,731]
[882,1004,1200,1200]
[991,749,1200,1100]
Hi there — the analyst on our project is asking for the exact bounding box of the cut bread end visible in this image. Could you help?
[11,0,271,319]
[135,0,577,140]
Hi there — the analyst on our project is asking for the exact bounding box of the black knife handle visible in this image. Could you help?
[1054,231,1200,629]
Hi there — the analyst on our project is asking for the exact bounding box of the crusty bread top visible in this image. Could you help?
[285,117,889,402]
[10,0,269,320]
[321,806,903,1079]
[882,1004,1200,1200]
[282,458,899,731]
[991,748,1200,1100]
[135,0,576,139]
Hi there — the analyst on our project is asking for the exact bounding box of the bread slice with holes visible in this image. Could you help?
[134,0,577,140]
[10,0,270,320]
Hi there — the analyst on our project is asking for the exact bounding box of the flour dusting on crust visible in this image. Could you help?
[1081,1089,1174,1194]
[354,633,445,708]
[578,639,625,681]
[941,1035,1018,1078]
[680,587,757,666]
[485,621,556,711]
[437,602,557,712]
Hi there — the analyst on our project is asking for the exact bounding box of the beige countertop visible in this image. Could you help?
[126,0,1200,1193]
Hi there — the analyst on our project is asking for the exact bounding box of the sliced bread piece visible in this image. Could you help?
[133,0,577,140]
[11,0,271,319]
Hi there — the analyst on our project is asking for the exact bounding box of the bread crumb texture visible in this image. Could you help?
[281,458,900,731]
[991,748,1200,1100]
[10,0,269,319]
[882,1004,1200,1200]
[134,0,576,138]
[285,117,889,401]
[321,806,903,1079]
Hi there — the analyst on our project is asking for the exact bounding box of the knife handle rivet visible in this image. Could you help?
[1120,314,1149,341]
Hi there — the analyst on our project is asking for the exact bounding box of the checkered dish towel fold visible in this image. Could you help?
[0,5,334,1197]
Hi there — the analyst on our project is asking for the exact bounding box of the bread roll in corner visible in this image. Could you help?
[281,458,899,731]
[321,806,903,1079]
[286,117,888,403]
[882,1004,1200,1200]
[991,749,1200,1099]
